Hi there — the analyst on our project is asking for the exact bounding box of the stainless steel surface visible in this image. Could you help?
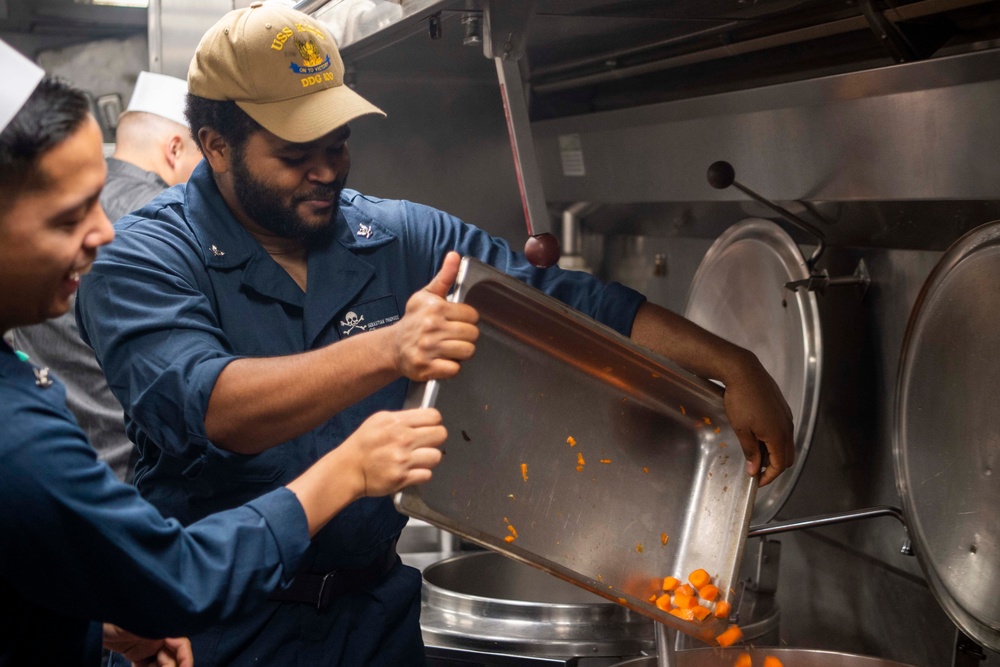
[534,48,1000,205]
[654,624,675,667]
[397,257,756,643]
[153,0,233,79]
[529,0,991,94]
[421,551,653,658]
[894,220,1000,652]
[614,648,920,667]
[684,219,821,523]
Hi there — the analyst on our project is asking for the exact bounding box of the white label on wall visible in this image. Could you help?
[559,133,586,177]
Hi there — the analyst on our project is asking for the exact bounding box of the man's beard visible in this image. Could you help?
[230,149,345,248]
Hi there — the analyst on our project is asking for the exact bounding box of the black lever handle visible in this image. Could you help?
[707,161,826,269]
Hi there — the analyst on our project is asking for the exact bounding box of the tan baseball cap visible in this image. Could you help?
[188,1,384,144]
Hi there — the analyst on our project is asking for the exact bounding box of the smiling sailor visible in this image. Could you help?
[0,36,446,666]
[76,3,794,666]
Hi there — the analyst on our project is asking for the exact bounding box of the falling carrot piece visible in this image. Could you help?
[648,594,658,603]
[643,467,649,473]
[599,458,611,464]
[567,436,577,446]
[690,606,711,621]
[714,426,721,434]
[655,594,672,611]
[504,535,515,543]
[676,583,695,597]
[763,658,784,667]
[688,568,712,590]
[734,653,752,667]
[507,524,518,539]
[680,405,686,415]
[699,584,720,602]
[635,543,644,553]
[714,600,732,619]
[520,463,529,482]
[673,592,698,609]
[617,597,627,604]
[662,576,680,592]
[660,533,669,545]
[703,417,712,425]
[716,624,744,648]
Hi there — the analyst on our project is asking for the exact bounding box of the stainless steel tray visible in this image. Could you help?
[395,258,756,643]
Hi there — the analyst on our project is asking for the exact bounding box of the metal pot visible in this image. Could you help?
[420,551,653,661]
[613,648,919,667]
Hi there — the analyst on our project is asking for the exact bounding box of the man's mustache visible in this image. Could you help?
[296,181,345,203]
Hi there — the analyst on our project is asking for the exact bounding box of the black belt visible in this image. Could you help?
[269,544,400,610]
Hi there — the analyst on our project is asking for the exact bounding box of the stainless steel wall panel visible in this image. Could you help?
[533,48,1000,205]
[151,0,232,78]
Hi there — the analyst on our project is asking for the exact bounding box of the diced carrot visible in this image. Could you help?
[504,535,515,543]
[617,597,627,604]
[734,653,752,667]
[716,624,744,648]
[703,417,712,425]
[655,594,672,611]
[567,436,577,446]
[643,467,650,473]
[662,576,681,592]
[713,599,732,619]
[669,607,696,621]
[576,465,584,472]
[660,533,669,545]
[680,405,686,415]
[673,592,698,609]
[648,594,658,603]
[577,452,585,466]
[699,584,719,602]
[714,426,721,434]
[690,605,711,621]
[506,524,518,539]
[676,583,695,597]
[520,463,528,482]
[688,568,712,589]
[635,543,644,553]
[763,658,784,667]
[599,458,611,464]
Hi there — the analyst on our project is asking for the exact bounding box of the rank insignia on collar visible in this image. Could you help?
[357,223,373,239]
[210,244,225,257]
[34,367,53,389]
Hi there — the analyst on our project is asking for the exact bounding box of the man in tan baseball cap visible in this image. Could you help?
[188,0,384,143]
[79,3,794,666]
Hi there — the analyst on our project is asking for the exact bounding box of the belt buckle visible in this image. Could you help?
[316,570,339,610]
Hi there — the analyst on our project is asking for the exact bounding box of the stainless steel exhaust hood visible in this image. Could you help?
[302,0,1000,117]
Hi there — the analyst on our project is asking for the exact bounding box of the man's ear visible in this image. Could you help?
[198,127,231,174]
[165,134,183,170]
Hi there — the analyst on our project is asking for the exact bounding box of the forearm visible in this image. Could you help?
[629,302,754,383]
[205,327,400,454]
[285,446,363,536]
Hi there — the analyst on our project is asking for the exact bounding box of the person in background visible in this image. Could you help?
[11,71,200,481]
[77,4,794,666]
[0,48,447,666]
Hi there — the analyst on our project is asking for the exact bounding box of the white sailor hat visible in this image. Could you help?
[125,71,190,128]
[0,39,45,133]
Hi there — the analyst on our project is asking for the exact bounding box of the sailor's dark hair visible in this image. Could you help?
[184,94,262,155]
[0,76,91,193]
